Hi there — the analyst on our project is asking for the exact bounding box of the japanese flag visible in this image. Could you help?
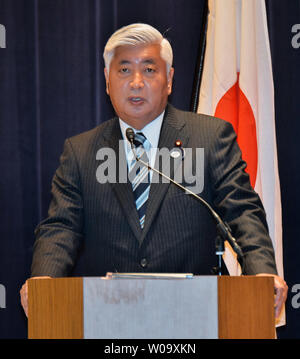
[197,0,284,325]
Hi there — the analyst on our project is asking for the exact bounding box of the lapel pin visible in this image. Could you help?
[175,140,182,147]
[171,140,185,159]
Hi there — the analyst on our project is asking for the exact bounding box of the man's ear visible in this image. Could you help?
[167,67,174,95]
[104,68,109,95]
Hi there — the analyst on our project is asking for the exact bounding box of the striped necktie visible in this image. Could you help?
[128,132,150,229]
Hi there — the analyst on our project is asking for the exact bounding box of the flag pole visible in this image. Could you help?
[190,0,209,113]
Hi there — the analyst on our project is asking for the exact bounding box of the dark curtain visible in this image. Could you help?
[0,0,206,338]
[265,0,300,339]
[0,0,300,339]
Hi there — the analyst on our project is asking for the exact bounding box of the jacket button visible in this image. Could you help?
[140,258,147,268]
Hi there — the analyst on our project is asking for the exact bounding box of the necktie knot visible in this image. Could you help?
[133,132,147,147]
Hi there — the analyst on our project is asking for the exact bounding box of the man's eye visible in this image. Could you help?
[120,68,129,73]
[145,67,155,73]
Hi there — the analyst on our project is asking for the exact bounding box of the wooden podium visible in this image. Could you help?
[28,276,275,339]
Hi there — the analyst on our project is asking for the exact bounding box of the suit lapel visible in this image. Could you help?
[102,118,143,240]
[140,105,189,242]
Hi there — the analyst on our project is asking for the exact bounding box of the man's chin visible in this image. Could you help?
[120,113,155,130]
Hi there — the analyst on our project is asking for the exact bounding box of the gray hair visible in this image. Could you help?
[103,23,173,74]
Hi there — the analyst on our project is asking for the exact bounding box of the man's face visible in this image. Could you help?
[104,43,174,130]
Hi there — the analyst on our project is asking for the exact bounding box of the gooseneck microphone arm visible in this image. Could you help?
[125,127,244,275]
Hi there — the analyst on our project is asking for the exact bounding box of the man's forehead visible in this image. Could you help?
[113,43,163,63]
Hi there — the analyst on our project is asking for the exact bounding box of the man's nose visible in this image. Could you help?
[130,72,144,89]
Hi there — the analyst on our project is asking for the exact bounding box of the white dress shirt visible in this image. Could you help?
[119,111,165,182]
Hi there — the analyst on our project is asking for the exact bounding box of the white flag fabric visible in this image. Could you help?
[198,0,284,325]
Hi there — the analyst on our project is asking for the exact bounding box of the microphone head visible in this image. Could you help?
[126,128,135,144]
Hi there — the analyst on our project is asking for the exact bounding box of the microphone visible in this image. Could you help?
[125,127,244,273]
[126,127,135,145]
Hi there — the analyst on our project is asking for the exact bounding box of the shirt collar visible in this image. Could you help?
[119,111,165,151]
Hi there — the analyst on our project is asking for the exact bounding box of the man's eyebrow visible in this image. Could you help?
[118,58,157,65]
[118,60,131,65]
[142,59,156,64]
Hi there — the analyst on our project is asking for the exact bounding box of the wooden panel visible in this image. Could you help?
[28,277,83,339]
[218,276,275,339]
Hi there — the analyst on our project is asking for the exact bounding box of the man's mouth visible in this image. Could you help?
[128,97,145,105]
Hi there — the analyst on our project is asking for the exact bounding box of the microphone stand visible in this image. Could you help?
[126,130,244,275]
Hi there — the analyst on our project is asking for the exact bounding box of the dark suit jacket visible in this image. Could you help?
[31,104,277,277]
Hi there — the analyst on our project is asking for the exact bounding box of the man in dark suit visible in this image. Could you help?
[21,23,287,318]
